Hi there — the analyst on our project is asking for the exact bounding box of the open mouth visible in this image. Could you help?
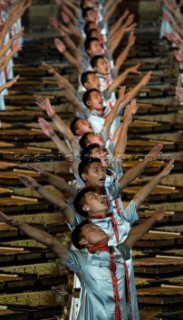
[99,177,105,183]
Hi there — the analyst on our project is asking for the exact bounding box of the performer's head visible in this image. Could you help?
[70,118,93,136]
[81,143,109,168]
[83,88,104,111]
[74,187,109,218]
[81,71,100,90]
[72,220,109,249]
[91,55,110,75]
[79,132,105,149]
[82,8,98,22]
[78,158,106,188]
[84,37,103,57]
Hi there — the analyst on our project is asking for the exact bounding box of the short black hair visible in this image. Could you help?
[81,71,96,87]
[71,220,91,249]
[78,157,101,178]
[79,132,92,149]
[82,88,100,107]
[80,143,100,161]
[90,55,105,68]
[86,28,99,38]
[70,117,81,135]
[84,21,97,34]
[74,187,96,218]
[84,37,100,52]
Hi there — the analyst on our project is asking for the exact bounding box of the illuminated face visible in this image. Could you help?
[95,57,109,75]
[86,133,105,147]
[82,162,106,188]
[88,40,103,57]
[83,191,108,215]
[85,73,100,90]
[80,223,109,247]
[76,119,94,136]
[86,90,103,111]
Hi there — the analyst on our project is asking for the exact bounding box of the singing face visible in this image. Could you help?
[86,132,105,147]
[87,40,103,57]
[85,73,100,90]
[79,222,109,247]
[82,161,106,188]
[86,90,103,111]
[95,57,109,75]
[76,119,94,136]
[82,190,108,215]
[84,9,98,22]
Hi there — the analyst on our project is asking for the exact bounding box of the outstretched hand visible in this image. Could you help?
[42,62,56,75]
[140,71,152,86]
[173,50,183,62]
[129,63,141,74]
[55,38,66,53]
[6,75,20,89]
[38,118,55,137]
[127,31,136,47]
[152,203,166,221]
[125,23,137,33]
[121,9,129,21]
[0,211,19,227]
[35,96,55,118]
[160,159,174,177]
[27,164,47,176]
[125,14,134,26]
[123,99,138,126]
[18,175,40,190]
[61,12,70,24]
[145,144,163,162]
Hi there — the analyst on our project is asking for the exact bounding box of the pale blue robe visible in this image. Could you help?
[63,247,131,320]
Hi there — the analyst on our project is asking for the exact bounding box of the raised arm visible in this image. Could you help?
[0,75,19,93]
[113,99,138,158]
[133,159,174,209]
[108,9,129,38]
[107,63,141,94]
[118,144,163,190]
[19,175,75,226]
[54,38,83,73]
[0,27,24,59]
[0,40,20,73]
[103,86,126,134]
[123,204,167,249]
[122,71,152,105]
[42,62,76,94]
[38,118,79,175]
[103,0,122,23]
[27,164,75,200]
[0,211,68,259]
[35,97,80,155]
[115,31,136,69]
